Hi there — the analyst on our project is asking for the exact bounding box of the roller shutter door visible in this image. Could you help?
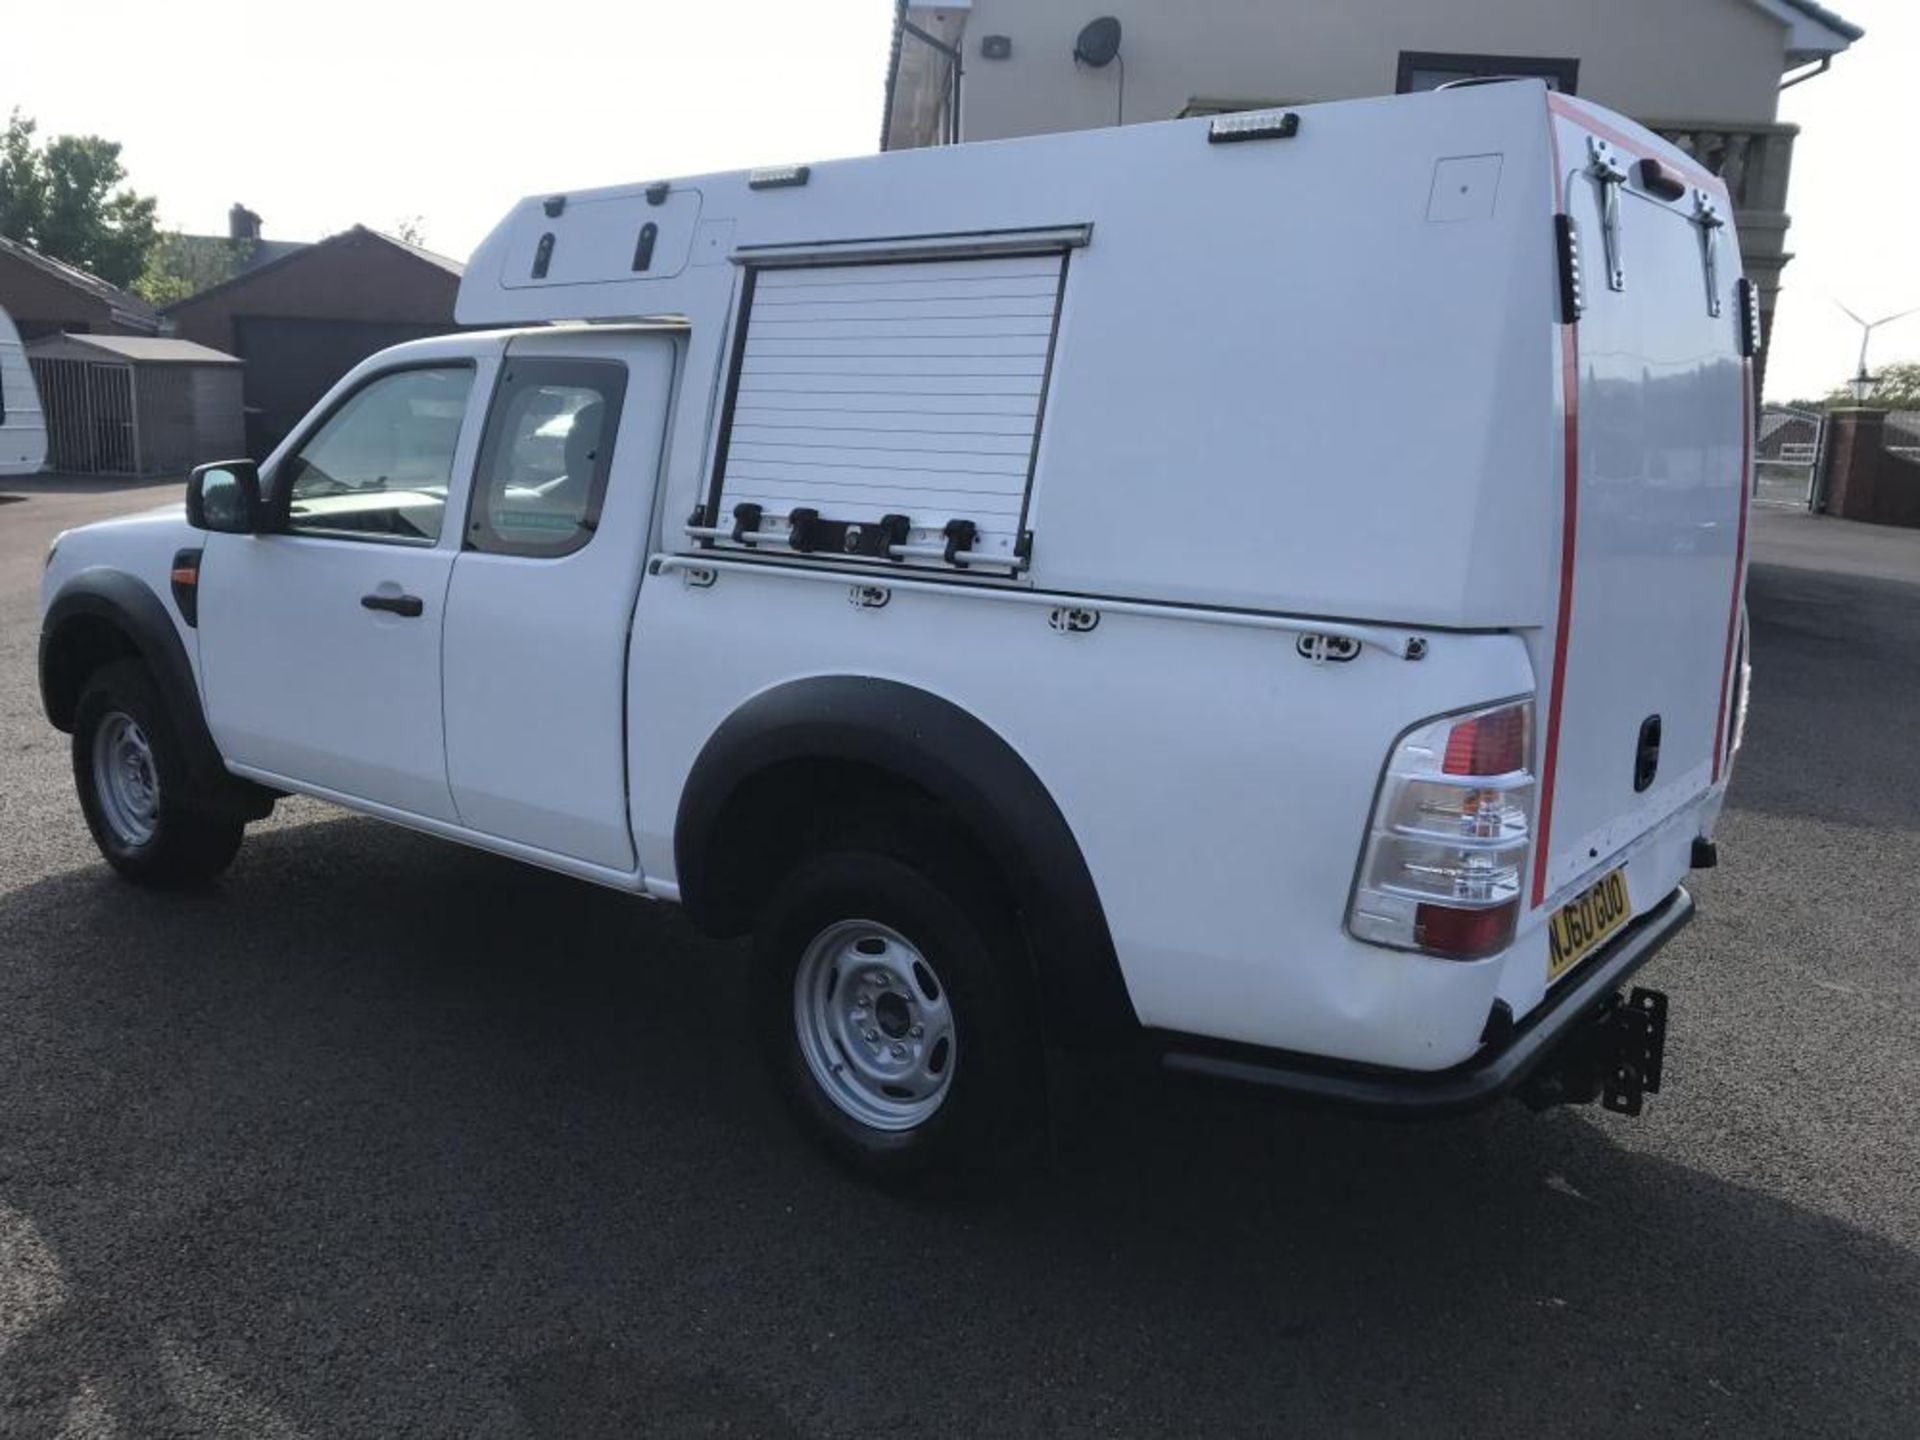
[711,252,1066,569]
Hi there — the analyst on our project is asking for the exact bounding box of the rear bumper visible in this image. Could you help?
[1156,886,1694,1113]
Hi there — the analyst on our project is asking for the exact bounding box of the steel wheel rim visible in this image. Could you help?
[793,919,957,1132]
[91,711,160,848]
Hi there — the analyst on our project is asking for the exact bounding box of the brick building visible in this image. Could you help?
[0,236,159,340]
[165,226,464,457]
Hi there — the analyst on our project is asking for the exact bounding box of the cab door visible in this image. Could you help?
[439,330,679,871]
[199,360,486,821]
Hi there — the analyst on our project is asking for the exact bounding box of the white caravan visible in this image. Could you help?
[39,82,1753,1184]
[0,307,48,476]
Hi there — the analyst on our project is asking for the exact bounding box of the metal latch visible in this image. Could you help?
[1586,137,1627,292]
[848,584,891,610]
[1295,633,1360,664]
[1692,189,1724,318]
[1048,606,1100,635]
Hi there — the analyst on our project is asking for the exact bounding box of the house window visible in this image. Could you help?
[1396,51,1579,95]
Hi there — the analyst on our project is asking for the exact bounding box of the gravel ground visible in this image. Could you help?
[1,481,1916,1438]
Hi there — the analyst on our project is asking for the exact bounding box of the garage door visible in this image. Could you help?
[235,317,457,459]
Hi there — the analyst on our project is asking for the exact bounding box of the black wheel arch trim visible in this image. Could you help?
[675,675,1138,1046]
[40,567,273,816]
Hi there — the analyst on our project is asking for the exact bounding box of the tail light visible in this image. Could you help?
[1347,699,1535,960]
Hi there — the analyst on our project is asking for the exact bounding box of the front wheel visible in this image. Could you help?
[753,842,1042,1189]
[72,659,245,885]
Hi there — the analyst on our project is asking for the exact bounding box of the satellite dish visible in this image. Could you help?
[1073,16,1122,68]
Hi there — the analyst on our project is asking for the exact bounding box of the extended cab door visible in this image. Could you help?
[439,330,679,871]
[198,361,484,821]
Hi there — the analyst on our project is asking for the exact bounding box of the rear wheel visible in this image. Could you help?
[753,835,1041,1188]
[72,660,245,885]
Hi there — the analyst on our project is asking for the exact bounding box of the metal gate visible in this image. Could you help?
[28,357,138,474]
[1755,404,1823,510]
[1888,411,1920,463]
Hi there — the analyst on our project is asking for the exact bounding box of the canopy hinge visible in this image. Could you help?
[1586,137,1627,293]
[1691,189,1725,318]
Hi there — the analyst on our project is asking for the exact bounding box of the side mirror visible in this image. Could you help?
[186,459,264,534]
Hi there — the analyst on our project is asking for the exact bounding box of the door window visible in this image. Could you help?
[466,358,628,557]
[280,365,474,543]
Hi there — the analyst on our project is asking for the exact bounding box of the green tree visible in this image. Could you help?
[0,110,159,289]
[1827,360,1920,409]
[0,114,48,242]
[135,231,255,306]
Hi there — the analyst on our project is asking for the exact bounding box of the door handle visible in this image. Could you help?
[361,592,424,618]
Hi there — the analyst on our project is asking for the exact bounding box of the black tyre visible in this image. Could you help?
[753,829,1043,1189]
[71,659,245,885]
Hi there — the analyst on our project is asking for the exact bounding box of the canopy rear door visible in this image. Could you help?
[1537,121,1748,905]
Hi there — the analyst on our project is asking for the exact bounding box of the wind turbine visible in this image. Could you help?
[1835,300,1920,402]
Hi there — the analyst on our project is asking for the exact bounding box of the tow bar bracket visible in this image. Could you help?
[1521,985,1670,1116]
[1603,987,1668,1115]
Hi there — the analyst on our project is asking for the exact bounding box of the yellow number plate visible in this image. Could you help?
[1547,868,1631,984]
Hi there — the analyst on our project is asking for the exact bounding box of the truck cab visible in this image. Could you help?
[39,82,1751,1186]
[193,326,680,875]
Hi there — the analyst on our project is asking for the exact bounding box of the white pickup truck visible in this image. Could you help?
[38,82,1752,1184]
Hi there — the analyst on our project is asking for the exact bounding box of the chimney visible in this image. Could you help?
[228,203,262,242]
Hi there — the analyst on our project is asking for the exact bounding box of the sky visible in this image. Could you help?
[1766,0,1914,401]
[0,1,896,261]
[0,0,1907,403]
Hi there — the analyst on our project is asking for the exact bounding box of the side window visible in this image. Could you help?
[466,358,628,557]
[281,365,475,543]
